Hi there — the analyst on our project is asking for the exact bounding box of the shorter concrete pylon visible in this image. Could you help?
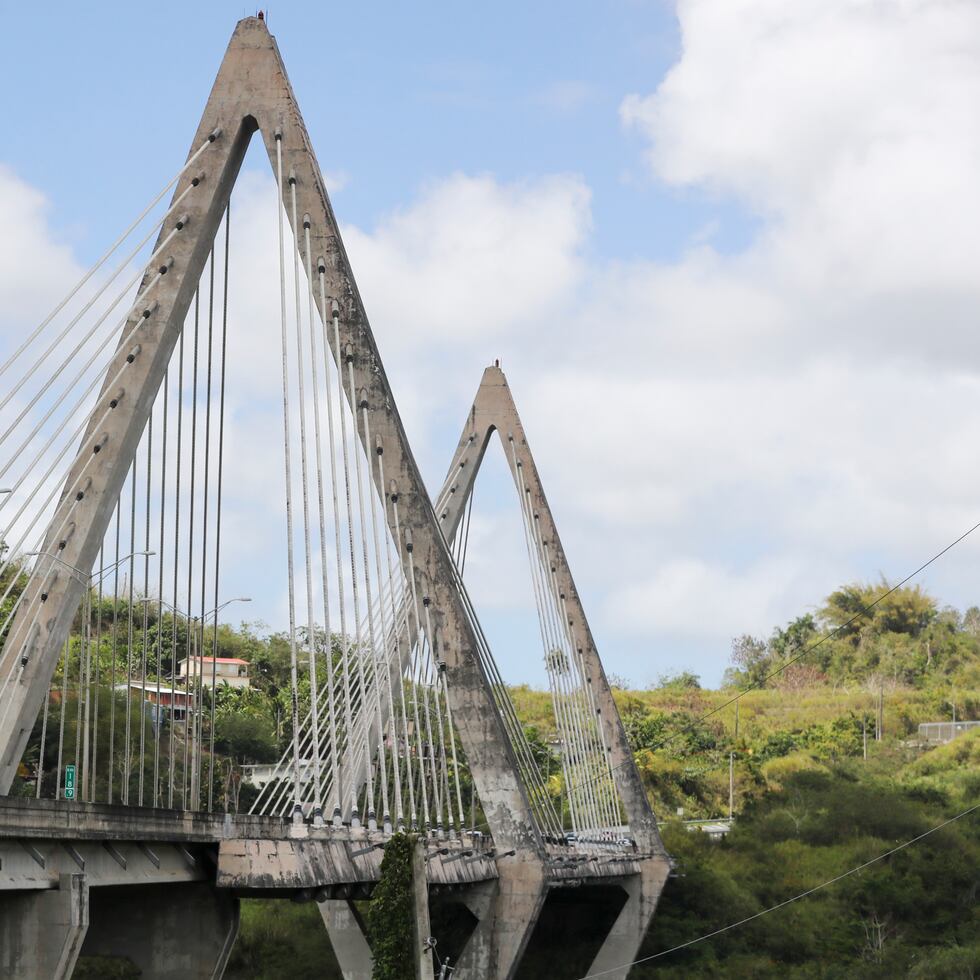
[452,856,548,979]
[584,861,671,978]
[80,881,239,979]
[0,872,88,979]
[319,899,374,980]
[434,364,672,976]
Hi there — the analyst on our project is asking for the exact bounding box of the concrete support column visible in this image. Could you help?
[585,861,671,980]
[0,873,89,979]
[413,844,435,980]
[454,858,547,980]
[452,879,497,978]
[80,881,239,979]
[319,899,374,980]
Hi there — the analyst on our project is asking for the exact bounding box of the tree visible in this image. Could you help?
[606,672,632,690]
[727,634,772,688]
[656,670,701,690]
[822,581,936,643]
[214,713,278,764]
[367,833,416,980]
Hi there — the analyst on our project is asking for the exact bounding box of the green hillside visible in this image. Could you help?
[12,568,974,977]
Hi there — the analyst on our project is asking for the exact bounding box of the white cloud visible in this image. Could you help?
[9,1,980,687]
[608,556,808,640]
[0,167,82,324]
[619,0,980,360]
[349,0,980,682]
[344,172,590,347]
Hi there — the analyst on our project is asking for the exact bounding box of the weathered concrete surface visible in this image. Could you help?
[319,899,374,980]
[316,842,438,980]
[544,849,645,883]
[217,833,497,891]
[452,880,497,977]
[584,863,672,979]
[0,872,88,979]
[439,365,666,858]
[81,881,239,980]
[0,798,501,889]
[448,854,549,980]
[0,796,282,842]
[0,837,208,891]
[437,365,673,972]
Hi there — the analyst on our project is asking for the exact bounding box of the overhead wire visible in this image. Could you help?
[579,802,980,978]
[568,513,980,802]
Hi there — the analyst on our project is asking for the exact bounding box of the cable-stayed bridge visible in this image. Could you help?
[0,17,669,979]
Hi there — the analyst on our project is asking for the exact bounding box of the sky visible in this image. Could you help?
[3,0,980,688]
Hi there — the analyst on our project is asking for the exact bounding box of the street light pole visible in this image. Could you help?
[146,597,250,809]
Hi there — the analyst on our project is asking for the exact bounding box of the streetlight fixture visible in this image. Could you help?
[140,596,251,620]
[205,597,251,619]
[27,549,155,584]
[141,596,186,617]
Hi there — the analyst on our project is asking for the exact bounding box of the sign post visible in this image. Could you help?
[64,764,76,800]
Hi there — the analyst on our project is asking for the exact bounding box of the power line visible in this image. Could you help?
[575,515,980,794]
[579,802,979,978]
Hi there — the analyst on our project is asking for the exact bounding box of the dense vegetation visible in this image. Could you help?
[636,736,979,978]
[366,833,418,980]
[10,567,976,977]
[230,581,980,978]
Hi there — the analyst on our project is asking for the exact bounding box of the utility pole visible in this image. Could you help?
[862,718,868,761]
[729,702,739,822]
[728,754,734,822]
[877,685,884,742]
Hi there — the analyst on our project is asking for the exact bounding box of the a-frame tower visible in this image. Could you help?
[0,18,670,979]
[0,16,548,977]
[437,365,670,977]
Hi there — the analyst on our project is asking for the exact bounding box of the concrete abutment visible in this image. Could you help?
[0,873,88,979]
[79,881,239,979]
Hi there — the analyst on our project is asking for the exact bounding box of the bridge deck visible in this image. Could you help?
[0,798,649,896]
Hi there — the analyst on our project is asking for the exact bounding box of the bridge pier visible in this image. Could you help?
[80,881,239,979]
[584,861,671,980]
[453,857,548,980]
[0,873,88,979]
[450,879,496,976]
[319,900,374,980]
[319,838,436,980]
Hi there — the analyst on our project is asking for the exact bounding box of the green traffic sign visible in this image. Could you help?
[64,764,76,800]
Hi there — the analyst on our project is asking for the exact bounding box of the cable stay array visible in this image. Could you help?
[0,18,647,868]
[0,128,573,848]
[430,371,629,845]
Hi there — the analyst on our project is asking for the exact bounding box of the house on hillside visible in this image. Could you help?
[178,656,250,690]
[112,682,193,724]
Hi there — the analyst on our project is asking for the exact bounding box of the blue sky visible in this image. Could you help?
[4,1,980,689]
[1,3,751,264]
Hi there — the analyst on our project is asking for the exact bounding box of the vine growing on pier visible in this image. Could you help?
[368,832,416,980]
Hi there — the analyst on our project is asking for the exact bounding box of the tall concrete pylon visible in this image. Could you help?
[437,365,671,978]
[0,17,550,976]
